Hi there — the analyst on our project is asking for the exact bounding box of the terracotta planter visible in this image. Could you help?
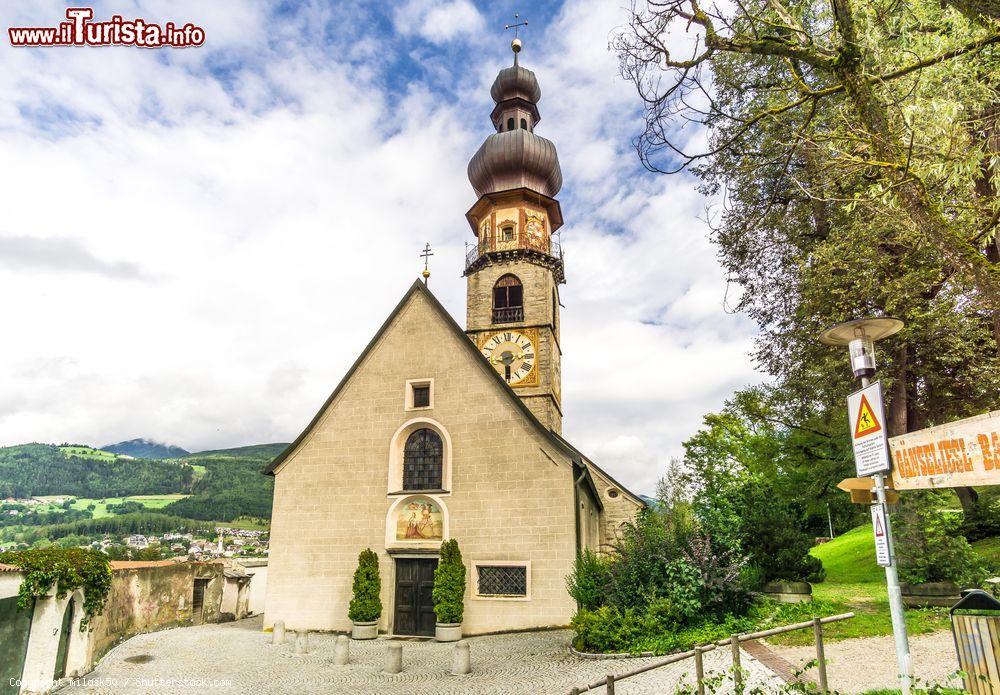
[762,581,813,603]
[351,620,378,640]
[435,622,462,642]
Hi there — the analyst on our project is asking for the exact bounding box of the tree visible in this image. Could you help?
[614,0,1000,512]
[614,0,1000,302]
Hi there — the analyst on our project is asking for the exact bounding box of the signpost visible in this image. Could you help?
[848,382,891,476]
[871,503,891,567]
[890,410,1000,490]
[819,317,911,694]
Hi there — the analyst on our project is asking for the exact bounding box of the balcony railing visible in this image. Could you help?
[465,230,563,271]
[492,306,524,324]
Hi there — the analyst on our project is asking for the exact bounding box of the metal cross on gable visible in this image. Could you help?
[504,12,527,39]
[420,242,433,285]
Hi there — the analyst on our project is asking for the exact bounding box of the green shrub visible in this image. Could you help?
[347,548,382,622]
[566,549,611,610]
[0,547,112,629]
[432,539,465,624]
[894,491,986,587]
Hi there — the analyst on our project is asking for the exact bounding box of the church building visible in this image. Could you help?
[264,40,644,637]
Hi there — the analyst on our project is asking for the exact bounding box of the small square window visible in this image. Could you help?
[412,385,430,408]
[405,379,433,411]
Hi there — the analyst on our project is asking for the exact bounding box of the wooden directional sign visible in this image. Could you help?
[837,477,899,505]
[871,503,891,567]
[848,382,891,477]
[890,410,1000,490]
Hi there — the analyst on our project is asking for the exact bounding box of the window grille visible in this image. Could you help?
[403,428,443,490]
[477,565,527,597]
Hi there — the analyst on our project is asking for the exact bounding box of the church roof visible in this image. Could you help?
[263,281,644,507]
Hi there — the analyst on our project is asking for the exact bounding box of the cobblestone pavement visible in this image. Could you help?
[60,617,785,694]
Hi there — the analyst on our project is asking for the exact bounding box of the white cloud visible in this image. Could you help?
[393,0,485,44]
[0,1,761,496]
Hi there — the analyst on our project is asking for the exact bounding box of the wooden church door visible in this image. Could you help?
[393,558,437,636]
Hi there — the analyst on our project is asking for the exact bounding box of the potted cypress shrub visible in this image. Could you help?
[348,548,381,639]
[432,539,465,642]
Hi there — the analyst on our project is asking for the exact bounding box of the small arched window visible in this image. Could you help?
[501,224,515,241]
[520,118,528,130]
[403,428,443,491]
[493,274,524,324]
[506,117,515,131]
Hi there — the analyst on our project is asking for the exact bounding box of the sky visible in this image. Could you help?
[0,1,761,495]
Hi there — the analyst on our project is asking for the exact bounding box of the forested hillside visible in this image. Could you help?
[163,444,285,521]
[0,444,194,498]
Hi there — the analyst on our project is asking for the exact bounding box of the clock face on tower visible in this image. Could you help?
[480,330,537,386]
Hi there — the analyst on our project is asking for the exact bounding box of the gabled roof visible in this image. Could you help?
[263,280,643,507]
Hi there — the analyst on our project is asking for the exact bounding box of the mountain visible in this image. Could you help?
[101,439,190,459]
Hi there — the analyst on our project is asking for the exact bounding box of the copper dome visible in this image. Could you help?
[468,129,562,198]
[490,65,541,104]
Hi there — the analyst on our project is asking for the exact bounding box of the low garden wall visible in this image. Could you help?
[3,559,255,695]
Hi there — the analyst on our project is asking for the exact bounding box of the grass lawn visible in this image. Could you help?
[972,536,1000,570]
[767,524,952,645]
[58,445,116,461]
[69,494,190,518]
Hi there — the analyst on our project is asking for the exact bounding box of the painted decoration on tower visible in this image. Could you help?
[395,499,444,541]
[524,212,546,251]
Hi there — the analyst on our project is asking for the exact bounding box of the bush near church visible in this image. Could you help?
[432,539,465,624]
[567,506,756,654]
[348,548,382,623]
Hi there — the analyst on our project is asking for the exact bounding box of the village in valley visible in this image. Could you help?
[1,2,999,695]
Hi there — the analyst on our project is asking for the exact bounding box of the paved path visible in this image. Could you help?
[59,616,784,694]
[767,630,964,693]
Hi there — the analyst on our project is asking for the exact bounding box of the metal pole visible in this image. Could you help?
[861,376,912,695]
[827,503,835,538]
[812,617,828,693]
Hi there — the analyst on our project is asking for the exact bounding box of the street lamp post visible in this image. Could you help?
[819,317,912,694]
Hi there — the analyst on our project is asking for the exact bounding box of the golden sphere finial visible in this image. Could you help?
[422,269,431,279]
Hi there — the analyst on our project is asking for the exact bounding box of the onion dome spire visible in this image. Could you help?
[467,38,562,199]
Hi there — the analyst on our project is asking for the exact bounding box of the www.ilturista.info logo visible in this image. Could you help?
[8,8,205,48]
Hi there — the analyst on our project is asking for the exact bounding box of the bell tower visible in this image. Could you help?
[464,37,565,433]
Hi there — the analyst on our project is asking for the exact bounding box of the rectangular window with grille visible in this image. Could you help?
[412,385,430,408]
[476,564,528,598]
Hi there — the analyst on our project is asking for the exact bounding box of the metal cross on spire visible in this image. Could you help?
[420,242,434,285]
[504,12,528,40]
[504,12,528,64]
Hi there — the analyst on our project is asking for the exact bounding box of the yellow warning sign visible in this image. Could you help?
[854,394,882,439]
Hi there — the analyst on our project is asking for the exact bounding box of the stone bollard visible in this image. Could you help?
[333,635,350,666]
[384,642,403,674]
[451,640,471,675]
[294,630,309,655]
[271,621,285,645]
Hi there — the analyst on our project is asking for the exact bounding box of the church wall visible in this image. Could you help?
[586,469,645,550]
[265,290,580,636]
